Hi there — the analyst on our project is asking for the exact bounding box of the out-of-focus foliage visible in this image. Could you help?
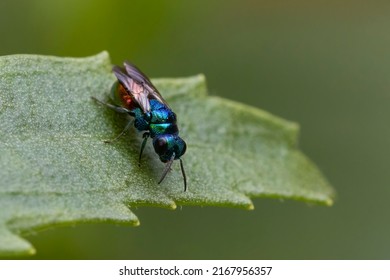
[0,0,389,259]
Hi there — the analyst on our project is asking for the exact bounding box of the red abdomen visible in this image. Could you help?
[116,83,137,110]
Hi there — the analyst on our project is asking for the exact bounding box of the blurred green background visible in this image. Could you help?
[2,0,389,259]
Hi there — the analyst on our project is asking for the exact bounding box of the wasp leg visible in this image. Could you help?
[103,120,133,144]
[139,132,150,166]
[91,97,135,143]
[158,153,175,185]
[91,96,133,115]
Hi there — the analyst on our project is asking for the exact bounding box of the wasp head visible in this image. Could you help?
[153,135,186,162]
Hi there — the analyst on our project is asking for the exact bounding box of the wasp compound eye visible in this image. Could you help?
[153,136,168,154]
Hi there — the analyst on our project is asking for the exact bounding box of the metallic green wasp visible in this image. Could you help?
[92,62,187,190]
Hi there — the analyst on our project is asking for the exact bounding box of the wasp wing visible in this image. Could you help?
[112,65,151,112]
[123,62,170,109]
[112,62,170,113]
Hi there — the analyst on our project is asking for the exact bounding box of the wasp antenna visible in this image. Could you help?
[158,153,175,185]
[139,132,150,166]
[179,158,187,192]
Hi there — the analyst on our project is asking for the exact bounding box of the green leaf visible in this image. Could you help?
[0,52,334,256]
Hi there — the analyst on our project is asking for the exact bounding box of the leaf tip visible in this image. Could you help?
[324,198,334,206]
[133,220,141,227]
[247,203,255,210]
[27,247,37,255]
[197,73,206,82]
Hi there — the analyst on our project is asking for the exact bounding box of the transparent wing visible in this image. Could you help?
[123,62,170,109]
[112,62,169,113]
